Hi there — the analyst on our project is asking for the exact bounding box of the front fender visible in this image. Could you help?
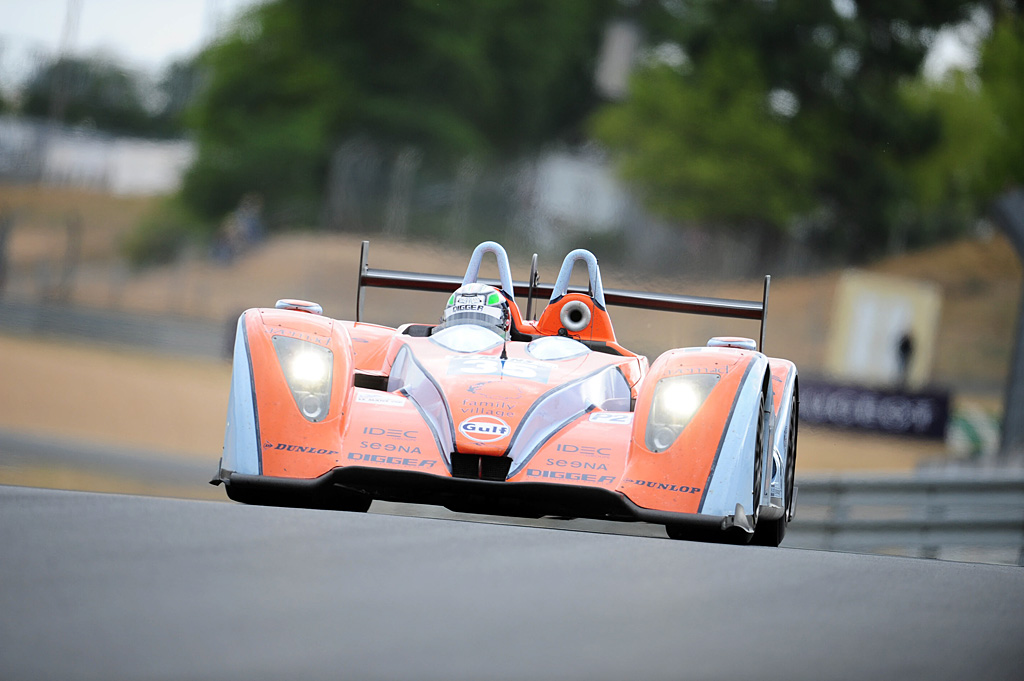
[221,307,356,479]
[222,312,260,476]
[766,358,798,518]
[621,347,770,517]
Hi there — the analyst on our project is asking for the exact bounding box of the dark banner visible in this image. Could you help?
[800,379,950,439]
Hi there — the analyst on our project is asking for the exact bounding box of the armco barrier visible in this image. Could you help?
[787,472,1024,565]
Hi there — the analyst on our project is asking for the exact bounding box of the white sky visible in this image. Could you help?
[0,0,982,93]
[0,0,261,89]
[923,30,977,80]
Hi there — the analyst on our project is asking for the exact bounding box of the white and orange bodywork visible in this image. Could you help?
[216,242,799,544]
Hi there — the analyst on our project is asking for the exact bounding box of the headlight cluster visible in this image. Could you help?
[645,373,720,452]
[272,335,334,422]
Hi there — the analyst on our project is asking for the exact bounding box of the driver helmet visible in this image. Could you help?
[440,283,510,338]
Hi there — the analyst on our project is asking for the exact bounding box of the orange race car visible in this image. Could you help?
[213,241,799,545]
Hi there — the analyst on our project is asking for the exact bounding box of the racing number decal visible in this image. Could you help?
[448,357,551,383]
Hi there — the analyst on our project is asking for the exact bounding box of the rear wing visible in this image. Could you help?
[356,240,771,352]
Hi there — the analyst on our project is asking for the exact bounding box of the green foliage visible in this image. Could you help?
[151,58,203,136]
[977,13,1024,193]
[593,0,974,258]
[21,56,153,136]
[592,49,815,232]
[903,11,1024,242]
[121,198,211,269]
[904,75,997,222]
[180,0,617,221]
[18,54,195,138]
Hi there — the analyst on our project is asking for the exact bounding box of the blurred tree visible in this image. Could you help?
[592,46,816,234]
[151,57,203,137]
[20,56,156,136]
[903,72,999,242]
[976,9,1024,194]
[181,0,617,222]
[592,0,974,258]
[904,7,1023,240]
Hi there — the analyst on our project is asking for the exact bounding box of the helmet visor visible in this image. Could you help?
[443,308,504,330]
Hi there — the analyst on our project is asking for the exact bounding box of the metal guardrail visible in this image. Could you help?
[787,473,1024,565]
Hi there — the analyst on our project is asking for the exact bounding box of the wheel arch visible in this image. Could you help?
[695,354,773,518]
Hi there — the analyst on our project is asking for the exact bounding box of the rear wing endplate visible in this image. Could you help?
[356,241,771,351]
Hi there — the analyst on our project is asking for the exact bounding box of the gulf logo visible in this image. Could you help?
[459,415,512,443]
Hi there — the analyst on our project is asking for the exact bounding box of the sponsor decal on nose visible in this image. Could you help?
[459,414,512,442]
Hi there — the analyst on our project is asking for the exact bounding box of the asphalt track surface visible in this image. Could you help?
[2,485,1023,681]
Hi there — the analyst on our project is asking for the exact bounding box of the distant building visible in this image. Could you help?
[0,115,195,195]
[522,149,630,248]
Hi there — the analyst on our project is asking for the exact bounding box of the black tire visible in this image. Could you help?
[750,502,786,546]
[752,394,798,547]
[665,524,687,540]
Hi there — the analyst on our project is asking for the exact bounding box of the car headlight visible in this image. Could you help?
[645,373,720,452]
[272,335,334,422]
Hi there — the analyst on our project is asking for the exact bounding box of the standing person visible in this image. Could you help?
[897,331,915,388]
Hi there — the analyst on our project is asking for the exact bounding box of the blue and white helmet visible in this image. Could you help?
[440,283,510,338]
